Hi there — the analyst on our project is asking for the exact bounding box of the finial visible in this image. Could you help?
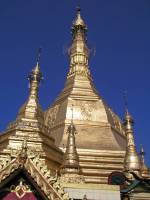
[76,5,81,13]
[123,90,128,114]
[28,48,43,85]
[140,145,145,163]
[123,90,133,124]
[72,6,86,28]
[140,145,150,178]
[36,47,42,66]
[68,7,90,78]
[123,92,134,128]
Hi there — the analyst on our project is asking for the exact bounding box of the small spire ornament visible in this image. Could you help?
[67,7,90,79]
[140,145,150,178]
[61,104,79,174]
[17,48,44,122]
[123,94,141,174]
[60,104,84,183]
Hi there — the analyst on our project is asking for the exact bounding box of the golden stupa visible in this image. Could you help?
[45,8,126,183]
[0,53,63,172]
[0,7,150,200]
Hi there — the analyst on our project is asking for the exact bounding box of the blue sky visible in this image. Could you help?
[0,0,150,165]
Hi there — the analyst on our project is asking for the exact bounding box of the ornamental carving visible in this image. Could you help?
[10,180,32,199]
[110,109,125,135]
[80,103,93,120]
[0,145,69,200]
[47,105,59,128]
[78,102,96,121]
[59,173,85,184]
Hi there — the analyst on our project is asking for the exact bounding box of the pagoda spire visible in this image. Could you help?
[123,108,141,173]
[123,92,141,173]
[140,145,150,178]
[17,48,44,122]
[61,105,80,174]
[67,7,91,78]
[28,48,43,101]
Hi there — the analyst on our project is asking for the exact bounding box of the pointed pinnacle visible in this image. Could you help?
[28,49,43,84]
[34,48,42,74]
[123,90,129,114]
[76,6,81,13]
[140,145,145,155]
[36,47,42,65]
[73,6,86,27]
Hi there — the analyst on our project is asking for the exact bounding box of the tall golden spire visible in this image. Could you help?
[45,8,126,184]
[123,109,141,173]
[17,48,44,122]
[61,105,80,174]
[140,145,150,178]
[0,49,63,175]
[67,7,91,78]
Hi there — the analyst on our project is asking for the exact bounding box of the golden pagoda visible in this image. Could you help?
[45,7,126,184]
[140,145,150,178]
[121,109,150,199]
[123,109,141,174]
[60,105,85,183]
[0,7,150,200]
[0,50,63,172]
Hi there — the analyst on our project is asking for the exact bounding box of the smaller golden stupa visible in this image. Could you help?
[123,109,141,174]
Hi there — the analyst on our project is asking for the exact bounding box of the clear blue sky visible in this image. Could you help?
[0,0,150,165]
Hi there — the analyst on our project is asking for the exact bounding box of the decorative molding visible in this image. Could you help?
[0,146,69,200]
[46,105,60,128]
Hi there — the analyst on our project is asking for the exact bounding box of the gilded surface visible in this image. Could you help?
[140,146,150,178]
[0,144,69,200]
[60,115,85,183]
[46,105,60,129]
[123,111,141,174]
[45,9,126,183]
[61,122,80,174]
[0,58,63,173]
[0,8,149,200]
